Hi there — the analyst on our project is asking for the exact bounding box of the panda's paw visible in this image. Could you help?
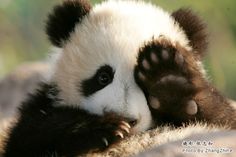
[99,114,132,148]
[101,121,131,147]
[135,38,199,117]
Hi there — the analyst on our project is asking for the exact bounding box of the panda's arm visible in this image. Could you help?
[3,83,130,157]
[193,83,236,128]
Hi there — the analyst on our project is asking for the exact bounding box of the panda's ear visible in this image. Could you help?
[171,8,208,56]
[46,0,91,47]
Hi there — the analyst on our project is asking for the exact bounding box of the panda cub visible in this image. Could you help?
[3,0,236,157]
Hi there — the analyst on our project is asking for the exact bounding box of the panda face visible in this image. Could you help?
[47,0,202,132]
[52,24,153,131]
[50,0,191,132]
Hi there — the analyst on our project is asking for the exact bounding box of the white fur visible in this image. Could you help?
[81,123,229,157]
[50,0,197,132]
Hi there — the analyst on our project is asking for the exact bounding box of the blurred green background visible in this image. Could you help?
[0,0,235,99]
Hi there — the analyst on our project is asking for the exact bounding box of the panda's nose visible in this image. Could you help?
[128,118,138,127]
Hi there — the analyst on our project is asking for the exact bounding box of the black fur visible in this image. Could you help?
[171,8,208,57]
[81,65,115,97]
[135,37,236,128]
[46,0,91,47]
[4,83,131,157]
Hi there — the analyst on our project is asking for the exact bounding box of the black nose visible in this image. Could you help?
[128,119,138,127]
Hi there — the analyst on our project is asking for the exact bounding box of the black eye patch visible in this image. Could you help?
[81,65,114,97]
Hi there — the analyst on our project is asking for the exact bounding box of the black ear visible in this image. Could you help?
[171,8,208,56]
[46,0,91,47]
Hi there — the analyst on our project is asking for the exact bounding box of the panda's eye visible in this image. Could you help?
[81,65,114,97]
[98,72,111,86]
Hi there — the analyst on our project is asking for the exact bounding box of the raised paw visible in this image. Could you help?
[134,39,201,124]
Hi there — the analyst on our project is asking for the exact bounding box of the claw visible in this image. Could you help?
[115,131,124,138]
[120,121,131,129]
[102,138,109,146]
[119,124,130,134]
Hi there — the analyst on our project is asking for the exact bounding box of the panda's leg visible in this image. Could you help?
[134,37,236,128]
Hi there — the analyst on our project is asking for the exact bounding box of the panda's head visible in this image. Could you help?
[46,0,207,132]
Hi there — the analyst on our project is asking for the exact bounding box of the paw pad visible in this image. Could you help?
[149,96,160,109]
[142,59,150,70]
[151,52,159,63]
[159,75,187,85]
[186,100,198,115]
[175,53,184,66]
